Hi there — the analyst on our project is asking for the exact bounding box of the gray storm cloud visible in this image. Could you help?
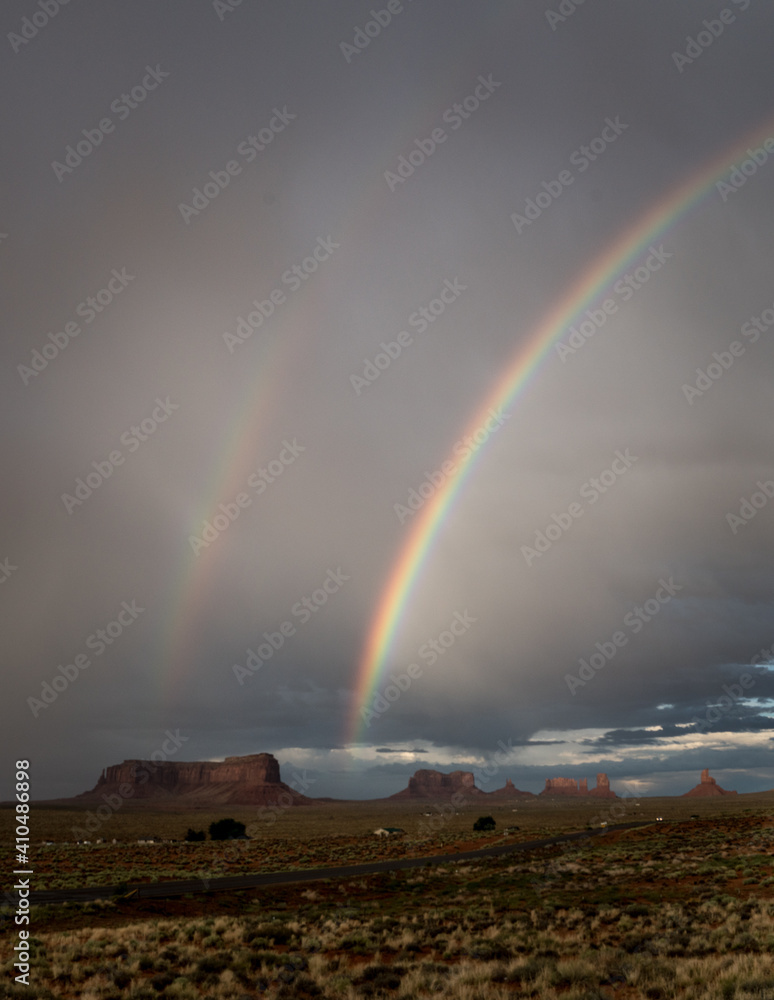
[1,0,773,800]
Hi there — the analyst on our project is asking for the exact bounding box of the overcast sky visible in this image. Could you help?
[3,0,774,802]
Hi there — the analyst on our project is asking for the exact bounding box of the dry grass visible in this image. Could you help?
[3,894,774,998]
[2,807,774,998]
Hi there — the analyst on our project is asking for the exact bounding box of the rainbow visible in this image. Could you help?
[159,28,516,702]
[160,283,317,701]
[347,117,774,744]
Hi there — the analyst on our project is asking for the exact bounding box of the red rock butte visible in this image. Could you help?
[682,768,738,797]
[540,773,617,798]
[389,769,483,800]
[389,770,534,800]
[487,778,536,799]
[76,753,314,807]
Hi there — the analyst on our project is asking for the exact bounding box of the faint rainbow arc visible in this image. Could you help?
[347,117,774,744]
[158,47,512,702]
[159,4,527,704]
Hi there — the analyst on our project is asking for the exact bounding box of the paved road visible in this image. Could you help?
[15,821,651,905]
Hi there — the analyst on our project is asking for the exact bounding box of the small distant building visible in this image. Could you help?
[374,827,405,837]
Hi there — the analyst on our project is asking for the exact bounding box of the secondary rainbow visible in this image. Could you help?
[158,31,515,703]
[348,118,774,744]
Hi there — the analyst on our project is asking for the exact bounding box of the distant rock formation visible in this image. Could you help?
[540,773,616,798]
[589,773,616,798]
[682,768,738,798]
[390,770,536,800]
[75,753,313,807]
[543,777,582,795]
[487,778,536,799]
[389,769,483,800]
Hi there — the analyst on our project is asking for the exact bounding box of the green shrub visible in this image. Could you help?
[208,817,247,840]
[359,963,406,984]
[513,957,554,983]
[249,950,286,969]
[468,940,512,960]
[473,815,496,832]
[150,972,175,992]
[276,974,322,998]
[196,954,229,974]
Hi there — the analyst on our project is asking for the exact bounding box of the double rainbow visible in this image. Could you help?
[347,117,774,744]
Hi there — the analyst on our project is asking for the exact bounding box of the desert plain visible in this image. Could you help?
[2,790,774,999]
